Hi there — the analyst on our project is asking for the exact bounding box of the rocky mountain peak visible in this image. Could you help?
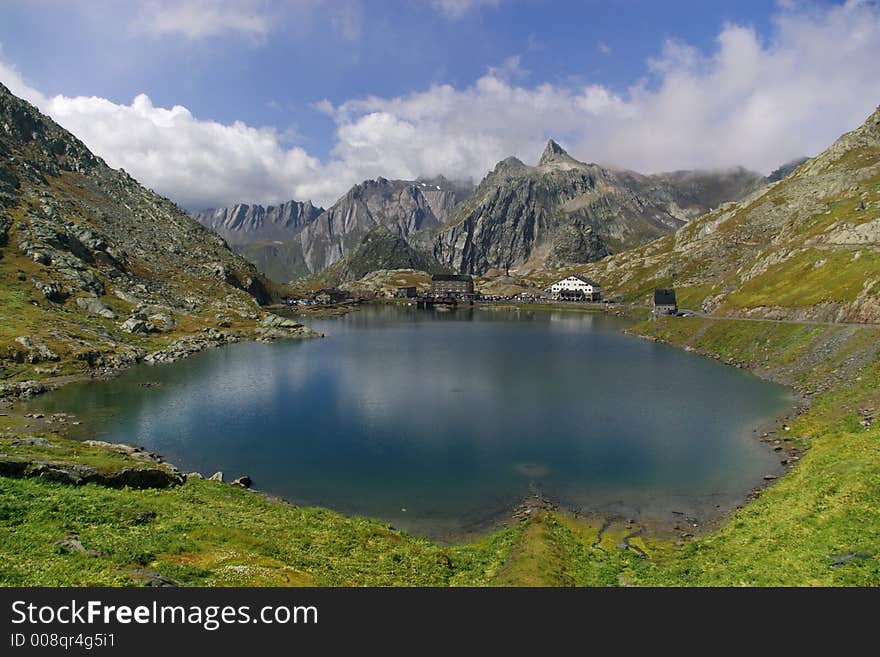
[539,139,569,164]
[537,139,585,171]
[492,156,528,177]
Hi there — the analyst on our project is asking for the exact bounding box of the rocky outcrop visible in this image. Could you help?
[0,440,185,488]
[433,140,763,274]
[255,314,319,342]
[143,329,241,364]
[0,380,47,399]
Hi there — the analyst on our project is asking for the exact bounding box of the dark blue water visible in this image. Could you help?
[26,306,793,536]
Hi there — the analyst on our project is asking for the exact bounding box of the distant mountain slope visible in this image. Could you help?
[650,167,769,216]
[234,240,312,284]
[194,176,474,283]
[0,82,278,381]
[313,225,445,287]
[297,175,473,275]
[190,200,323,246]
[550,104,880,323]
[432,140,764,275]
[765,157,810,183]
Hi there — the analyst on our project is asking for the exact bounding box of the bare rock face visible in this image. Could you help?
[197,177,475,282]
[433,141,763,274]
[545,224,611,268]
[191,200,324,246]
[297,176,472,274]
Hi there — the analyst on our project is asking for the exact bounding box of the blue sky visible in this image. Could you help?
[1,1,879,208]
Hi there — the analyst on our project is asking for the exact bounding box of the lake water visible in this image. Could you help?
[25,306,793,537]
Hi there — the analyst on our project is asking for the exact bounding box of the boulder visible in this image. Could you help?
[120,317,148,333]
[208,471,224,482]
[33,279,68,302]
[260,313,303,329]
[147,313,174,331]
[232,475,252,489]
[76,296,117,319]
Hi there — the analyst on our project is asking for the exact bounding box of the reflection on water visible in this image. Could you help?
[26,306,793,537]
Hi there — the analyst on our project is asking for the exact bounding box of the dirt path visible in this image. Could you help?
[678,309,880,328]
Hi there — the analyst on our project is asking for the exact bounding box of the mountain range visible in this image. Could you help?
[191,176,472,283]
[7,75,875,329]
[431,140,767,275]
[193,141,772,284]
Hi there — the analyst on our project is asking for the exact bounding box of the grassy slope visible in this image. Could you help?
[0,422,645,586]
[0,459,519,587]
[628,317,880,585]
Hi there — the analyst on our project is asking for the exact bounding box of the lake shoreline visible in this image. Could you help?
[5,302,802,550]
[0,320,320,408]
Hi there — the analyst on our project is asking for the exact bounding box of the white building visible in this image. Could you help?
[548,275,602,301]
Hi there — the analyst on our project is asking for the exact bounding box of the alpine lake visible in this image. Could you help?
[23,305,794,538]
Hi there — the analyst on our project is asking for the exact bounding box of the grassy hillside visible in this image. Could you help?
[518,105,880,323]
[0,83,289,389]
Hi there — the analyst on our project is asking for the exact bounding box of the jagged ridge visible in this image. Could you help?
[433,140,765,274]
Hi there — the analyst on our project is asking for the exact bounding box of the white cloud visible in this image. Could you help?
[487,55,528,81]
[0,55,47,108]
[327,0,880,179]
[430,0,502,19]
[134,0,272,39]
[2,1,879,211]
